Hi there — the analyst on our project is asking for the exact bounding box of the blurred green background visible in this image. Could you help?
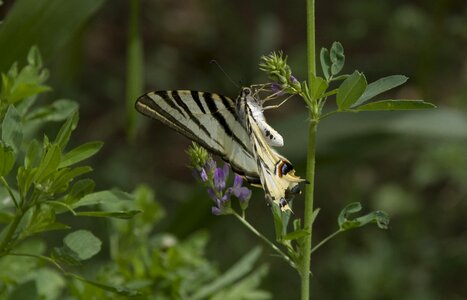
[1,0,466,299]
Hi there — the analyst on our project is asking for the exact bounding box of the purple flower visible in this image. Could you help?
[207,187,217,202]
[205,158,216,173]
[290,75,298,84]
[222,188,232,203]
[213,163,229,192]
[210,189,232,216]
[271,83,284,95]
[200,168,208,181]
[211,206,222,216]
[230,175,251,203]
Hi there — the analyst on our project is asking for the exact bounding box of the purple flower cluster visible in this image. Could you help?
[270,75,299,96]
[195,158,251,215]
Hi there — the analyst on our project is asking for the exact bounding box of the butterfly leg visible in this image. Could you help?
[262,94,294,110]
[279,198,293,213]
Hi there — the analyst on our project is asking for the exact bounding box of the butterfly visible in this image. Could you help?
[135,86,305,211]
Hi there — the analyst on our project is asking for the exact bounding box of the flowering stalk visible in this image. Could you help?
[187,143,251,216]
[187,143,296,265]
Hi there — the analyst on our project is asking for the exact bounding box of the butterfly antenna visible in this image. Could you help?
[210,60,240,88]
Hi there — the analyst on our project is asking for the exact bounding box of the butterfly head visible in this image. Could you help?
[240,87,252,98]
[240,87,253,100]
[239,87,262,107]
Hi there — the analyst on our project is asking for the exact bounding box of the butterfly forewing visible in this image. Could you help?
[135,90,259,179]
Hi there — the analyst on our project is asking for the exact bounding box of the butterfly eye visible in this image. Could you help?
[242,88,251,96]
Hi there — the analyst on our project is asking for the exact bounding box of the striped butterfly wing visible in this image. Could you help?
[135,90,260,180]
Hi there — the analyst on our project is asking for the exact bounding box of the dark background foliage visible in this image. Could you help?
[1,0,466,299]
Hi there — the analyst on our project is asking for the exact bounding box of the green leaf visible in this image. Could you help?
[55,111,78,150]
[8,280,39,300]
[352,75,408,107]
[293,218,301,232]
[0,211,14,223]
[68,273,141,297]
[34,268,66,300]
[24,139,41,169]
[27,46,42,67]
[76,210,142,219]
[7,84,51,104]
[2,105,23,152]
[309,74,328,101]
[192,247,262,300]
[49,166,92,193]
[354,99,436,111]
[271,204,284,241]
[330,41,345,75]
[17,166,35,197]
[320,48,331,79]
[338,202,390,231]
[336,71,367,111]
[0,0,106,71]
[61,179,95,207]
[51,246,82,266]
[282,229,310,241]
[310,208,320,226]
[1,47,51,105]
[0,143,15,176]
[63,230,101,260]
[34,144,61,183]
[59,141,103,168]
[210,264,271,300]
[72,189,134,209]
[26,99,79,122]
[20,204,70,238]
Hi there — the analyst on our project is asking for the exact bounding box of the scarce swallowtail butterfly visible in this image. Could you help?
[135,87,306,211]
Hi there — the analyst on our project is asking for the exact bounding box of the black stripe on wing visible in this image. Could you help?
[203,92,252,156]
[170,91,212,139]
[191,90,206,114]
[219,94,237,120]
[156,91,187,118]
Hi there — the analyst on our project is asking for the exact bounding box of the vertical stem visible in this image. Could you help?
[307,0,316,80]
[301,0,317,299]
[126,0,144,140]
[300,120,317,300]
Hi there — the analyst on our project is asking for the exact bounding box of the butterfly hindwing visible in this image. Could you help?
[247,112,304,210]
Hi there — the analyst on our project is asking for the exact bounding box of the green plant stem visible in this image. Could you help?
[319,110,338,121]
[300,120,317,300]
[306,0,316,82]
[0,210,23,255]
[233,212,296,269]
[126,0,143,140]
[310,230,341,254]
[301,0,317,299]
[9,252,65,273]
[0,176,19,208]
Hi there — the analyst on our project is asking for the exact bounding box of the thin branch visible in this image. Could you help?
[310,230,342,254]
[232,212,296,269]
[0,176,19,208]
